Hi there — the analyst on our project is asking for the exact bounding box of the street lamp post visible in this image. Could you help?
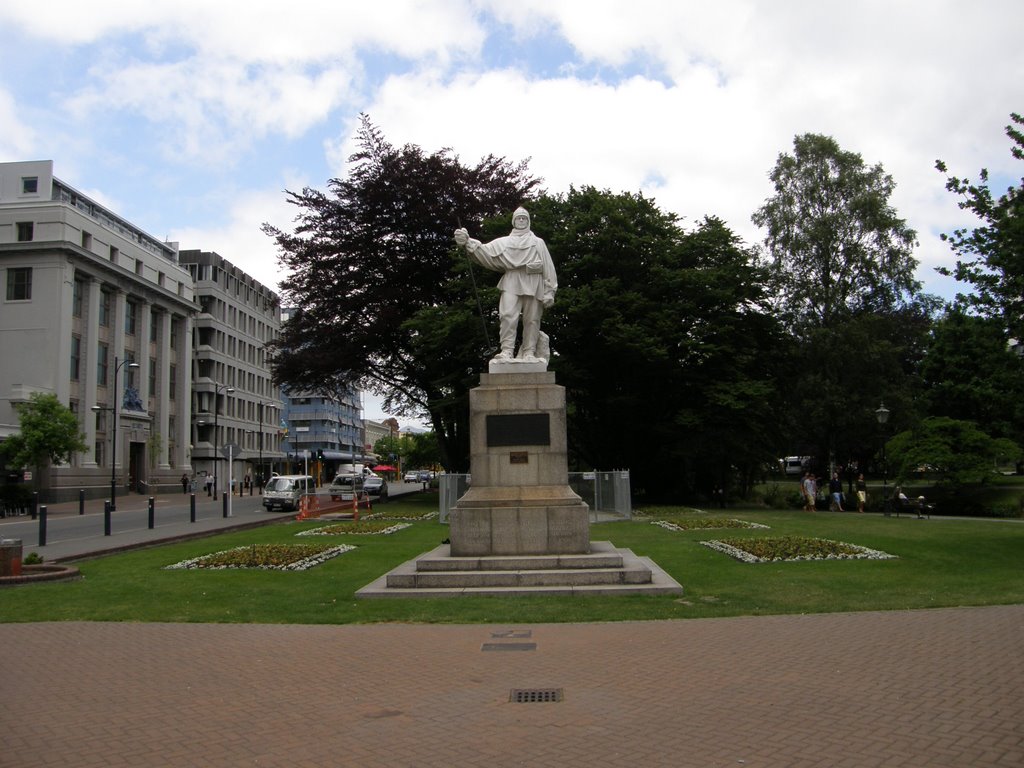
[257,401,271,492]
[212,383,235,500]
[875,402,891,515]
[92,355,139,512]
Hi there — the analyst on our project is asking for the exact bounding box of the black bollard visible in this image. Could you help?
[104,500,112,536]
[148,496,155,529]
[79,489,85,515]
[190,493,196,523]
[222,493,228,518]
[38,505,47,547]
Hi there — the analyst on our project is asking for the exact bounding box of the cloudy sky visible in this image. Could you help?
[2,1,1021,420]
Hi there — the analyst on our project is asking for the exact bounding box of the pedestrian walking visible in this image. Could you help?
[856,473,867,513]
[802,472,817,512]
[829,472,845,512]
[180,473,189,494]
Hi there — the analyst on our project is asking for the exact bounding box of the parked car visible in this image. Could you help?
[328,473,363,501]
[363,475,388,498]
[404,471,419,483]
[262,475,315,512]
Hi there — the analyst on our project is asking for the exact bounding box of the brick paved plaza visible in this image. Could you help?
[2,605,1021,767]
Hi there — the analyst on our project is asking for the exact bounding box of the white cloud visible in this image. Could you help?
[169,183,302,294]
[345,1,1023,296]
[0,89,35,158]
[0,0,482,60]
[2,0,1021,305]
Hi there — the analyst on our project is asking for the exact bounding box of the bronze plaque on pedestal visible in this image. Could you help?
[486,413,550,447]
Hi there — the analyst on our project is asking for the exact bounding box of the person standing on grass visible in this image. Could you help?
[829,472,845,512]
[856,473,867,513]
[802,472,817,511]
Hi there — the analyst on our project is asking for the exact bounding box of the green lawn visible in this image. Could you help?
[2,495,1022,624]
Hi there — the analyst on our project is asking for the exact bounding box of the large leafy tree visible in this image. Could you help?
[533,187,783,500]
[887,417,1022,486]
[752,134,927,467]
[263,116,538,470]
[0,392,88,494]
[936,112,1024,339]
[752,133,920,327]
[919,309,1024,446]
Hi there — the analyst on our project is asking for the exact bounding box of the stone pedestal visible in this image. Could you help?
[450,371,590,556]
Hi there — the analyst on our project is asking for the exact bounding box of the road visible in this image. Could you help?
[0,480,424,562]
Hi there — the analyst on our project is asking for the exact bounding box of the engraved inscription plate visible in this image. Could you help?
[510,451,529,465]
[486,413,551,447]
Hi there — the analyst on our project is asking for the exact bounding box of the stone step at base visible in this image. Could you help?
[388,564,653,589]
[356,541,684,598]
[414,548,625,572]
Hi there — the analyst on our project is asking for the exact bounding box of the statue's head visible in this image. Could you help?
[512,207,530,231]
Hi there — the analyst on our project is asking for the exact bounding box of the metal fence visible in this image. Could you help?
[438,470,631,523]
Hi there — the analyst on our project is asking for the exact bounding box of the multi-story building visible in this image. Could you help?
[179,250,283,493]
[0,160,195,501]
[280,389,366,484]
[277,308,366,484]
[363,418,397,459]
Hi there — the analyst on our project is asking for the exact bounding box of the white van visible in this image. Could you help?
[781,456,810,476]
[262,475,315,511]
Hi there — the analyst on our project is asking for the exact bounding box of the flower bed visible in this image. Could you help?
[365,509,438,521]
[165,543,355,571]
[653,518,770,531]
[296,521,411,536]
[701,536,897,563]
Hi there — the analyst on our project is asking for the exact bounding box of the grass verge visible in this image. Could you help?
[2,495,1022,624]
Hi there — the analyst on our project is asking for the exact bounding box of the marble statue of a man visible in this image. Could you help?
[454,207,557,364]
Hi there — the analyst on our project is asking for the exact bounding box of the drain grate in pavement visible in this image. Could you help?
[481,642,537,651]
[491,629,532,639]
[510,688,563,703]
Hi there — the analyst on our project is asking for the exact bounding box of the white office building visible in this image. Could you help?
[0,160,195,501]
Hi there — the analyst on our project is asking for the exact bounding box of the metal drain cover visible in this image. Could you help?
[481,642,537,651]
[510,688,563,703]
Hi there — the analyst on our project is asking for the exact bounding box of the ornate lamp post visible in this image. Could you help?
[875,402,891,515]
[92,356,139,511]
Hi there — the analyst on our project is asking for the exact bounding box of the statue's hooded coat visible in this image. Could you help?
[468,208,557,303]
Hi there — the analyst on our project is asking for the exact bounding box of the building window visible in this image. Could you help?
[97,343,109,386]
[149,358,157,397]
[99,290,111,327]
[16,222,33,242]
[169,364,176,400]
[82,231,92,250]
[125,300,137,335]
[170,320,178,350]
[5,267,32,301]
[72,277,84,317]
[111,246,120,263]
[21,177,38,194]
[150,312,158,342]
[70,335,81,381]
